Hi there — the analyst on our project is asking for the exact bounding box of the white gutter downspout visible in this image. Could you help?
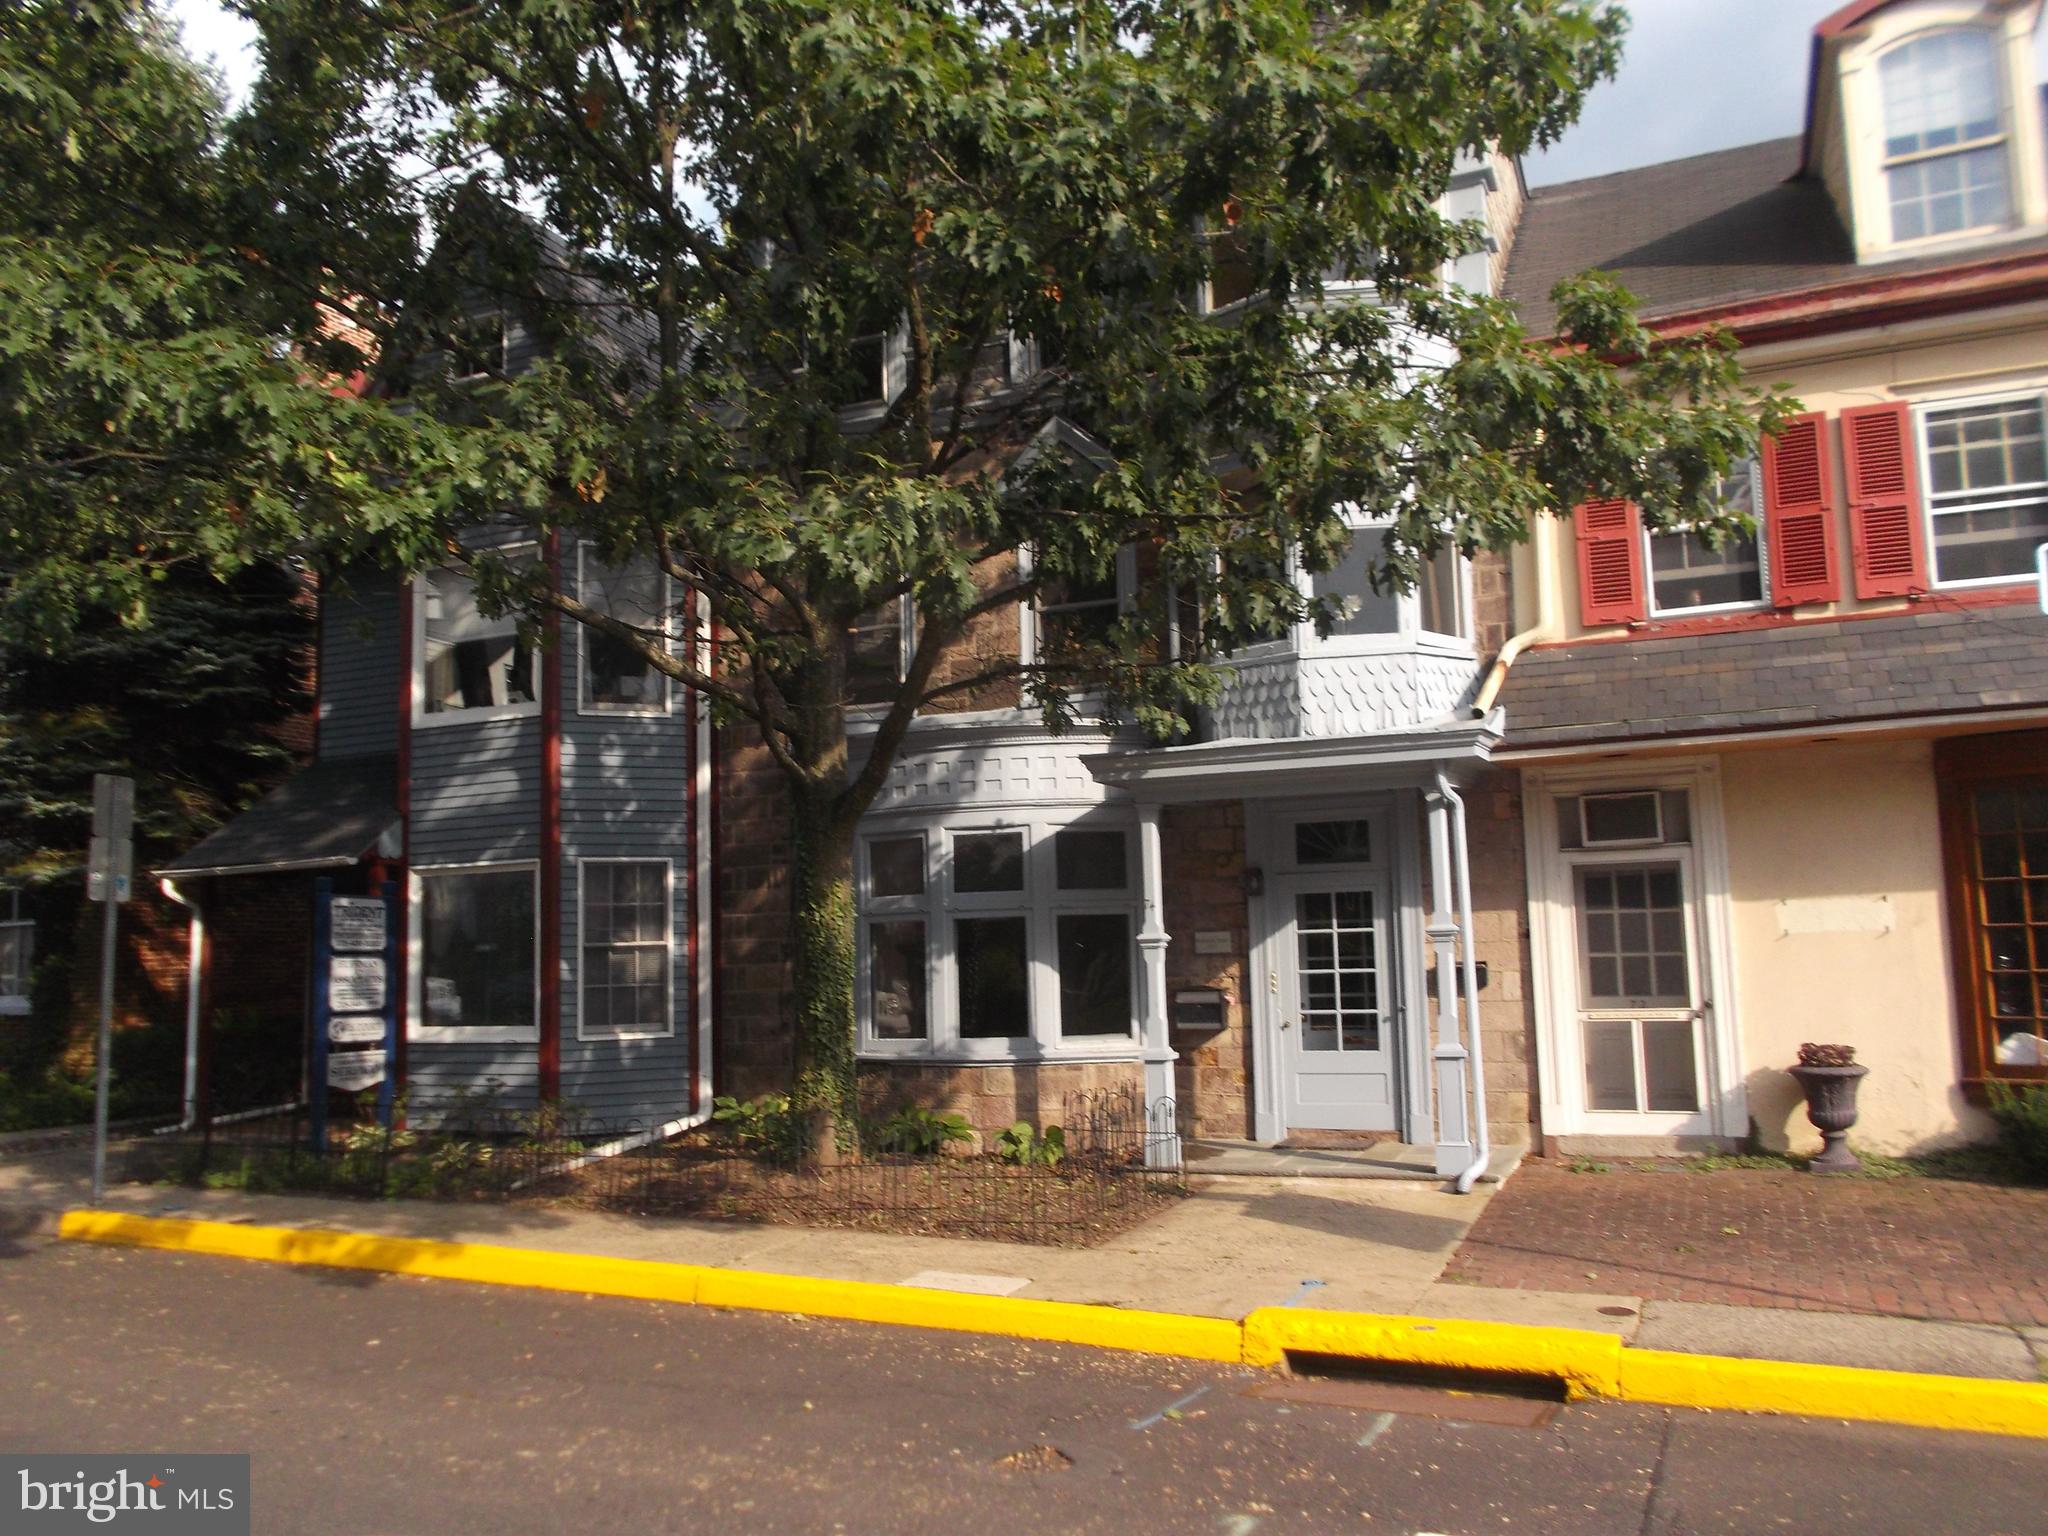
[157,876,204,1131]
[1472,515,1562,717]
[1437,769,1491,1193]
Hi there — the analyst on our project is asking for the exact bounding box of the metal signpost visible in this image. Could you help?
[310,880,397,1152]
[88,774,134,1203]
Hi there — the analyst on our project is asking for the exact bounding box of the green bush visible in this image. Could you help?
[711,1093,802,1162]
[868,1105,974,1157]
[1986,1082,2048,1182]
[994,1121,1065,1168]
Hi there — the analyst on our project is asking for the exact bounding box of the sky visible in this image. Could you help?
[165,0,2048,191]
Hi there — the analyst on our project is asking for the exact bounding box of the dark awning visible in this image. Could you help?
[157,755,399,879]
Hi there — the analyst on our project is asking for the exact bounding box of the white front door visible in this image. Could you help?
[1276,877,1397,1132]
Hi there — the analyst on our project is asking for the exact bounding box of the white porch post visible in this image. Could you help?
[1136,802,1182,1169]
[1426,785,1473,1177]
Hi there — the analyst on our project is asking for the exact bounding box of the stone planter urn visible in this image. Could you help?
[1790,1044,1868,1173]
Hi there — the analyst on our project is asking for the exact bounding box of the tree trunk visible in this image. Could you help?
[789,801,858,1162]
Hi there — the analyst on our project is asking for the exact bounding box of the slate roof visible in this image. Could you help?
[159,755,398,878]
[1494,605,2048,750]
[1503,135,2048,336]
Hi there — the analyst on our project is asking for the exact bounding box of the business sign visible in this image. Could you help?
[329,897,388,954]
[328,1013,386,1046]
[327,1050,386,1093]
[86,773,135,905]
[328,954,386,1014]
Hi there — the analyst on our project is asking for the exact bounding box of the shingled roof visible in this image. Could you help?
[1494,605,2048,750]
[1503,134,2048,336]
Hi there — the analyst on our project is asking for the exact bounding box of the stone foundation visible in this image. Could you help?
[856,1058,1145,1138]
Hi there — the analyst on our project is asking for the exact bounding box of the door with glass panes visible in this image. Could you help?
[1276,877,1397,1133]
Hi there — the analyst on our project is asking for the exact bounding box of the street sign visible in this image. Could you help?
[329,897,388,954]
[87,774,134,905]
[328,954,387,1013]
[329,1013,386,1046]
[327,1051,386,1093]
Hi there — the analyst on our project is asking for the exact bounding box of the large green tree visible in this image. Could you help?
[2,0,1792,1150]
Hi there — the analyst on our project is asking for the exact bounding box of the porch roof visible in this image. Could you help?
[157,754,400,879]
[1082,715,1502,802]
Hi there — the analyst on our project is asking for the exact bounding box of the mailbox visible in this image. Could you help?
[1173,988,1228,1032]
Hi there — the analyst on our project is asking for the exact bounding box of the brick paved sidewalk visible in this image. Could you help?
[1442,1162,2048,1327]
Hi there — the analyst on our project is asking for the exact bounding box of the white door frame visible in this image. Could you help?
[1246,792,1431,1144]
[1522,758,1748,1141]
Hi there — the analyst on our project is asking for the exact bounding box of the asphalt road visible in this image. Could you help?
[2,1228,2044,1535]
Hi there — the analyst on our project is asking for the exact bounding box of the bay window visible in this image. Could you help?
[1879,30,2011,245]
[1920,394,2048,585]
[413,864,538,1042]
[1305,517,1472,643]
[857,815,1141,1058]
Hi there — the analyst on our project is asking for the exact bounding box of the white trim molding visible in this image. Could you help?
[408,859,543,1045]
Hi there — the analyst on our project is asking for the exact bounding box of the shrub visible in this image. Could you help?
[869,1105,974,1157]
[994,1121,1065,1168]
[1797,1042,1857,1068]
[712,1093,802,1162]
[1986,1082,2048,1182]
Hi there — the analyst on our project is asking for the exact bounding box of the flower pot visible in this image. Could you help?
[1789,1063,1869,1173]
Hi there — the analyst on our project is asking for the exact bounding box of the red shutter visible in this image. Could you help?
[1761,411,1841,607]
[1842,401,1929,598]
[1574,498,1646,627]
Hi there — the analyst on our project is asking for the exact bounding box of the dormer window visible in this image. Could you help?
[1879,29,2011,244]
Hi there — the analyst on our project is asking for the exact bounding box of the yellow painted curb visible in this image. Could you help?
[1618,1348,2048,1440]
[1242,1306,1623,1400]
[58,1210,2048,1439]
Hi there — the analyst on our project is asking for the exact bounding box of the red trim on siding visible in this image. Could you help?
[1842,401,1931,598]
[1573,498,1646,626]
[393,577,413,1097]
[1527,583,2037,649]
[683,590,701,1114]
[1762,411,1841,607]
[708,625,724,1103]
[539,535,564,1102]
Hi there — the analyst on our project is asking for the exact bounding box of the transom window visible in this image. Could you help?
[1920,395,2048,585]
[580,553,669,714]
[418,559,539,722]
[414,865,538,1042]
[578,861,673,1040]
[1879,30,2010,244]
[858,816,1141,1058]
[1647,464,1766,614]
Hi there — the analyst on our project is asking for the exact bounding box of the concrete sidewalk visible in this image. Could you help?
[5,1138,2042,1385]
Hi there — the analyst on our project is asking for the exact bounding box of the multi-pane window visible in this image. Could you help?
[580,556,668,713]
[579,861,672,1040]
[1296,890,1380,1054]
[858,818,1139,1056]
[1879,30,2010,244]
[1920,396,2048,584]
[1647,464,1766,614]
[1036,561,1128,655]
[416,866,537,1040]
[0,916,31,1014]
[420,562,538,720]
[1963,782,2048,1069]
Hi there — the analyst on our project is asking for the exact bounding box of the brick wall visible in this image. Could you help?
[1162,801,1255,1140]
[715,724,797,1099]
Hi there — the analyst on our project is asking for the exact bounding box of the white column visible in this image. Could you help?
[1426,787,1473,1177]
[1136,802,1182,1169]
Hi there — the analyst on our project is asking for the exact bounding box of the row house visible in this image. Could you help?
[162,0,2048,1168]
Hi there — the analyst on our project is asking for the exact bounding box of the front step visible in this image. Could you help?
[1184,1139,1527,1185]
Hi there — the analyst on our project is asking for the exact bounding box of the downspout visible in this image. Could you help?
[1472,515,1562,716]
[158,876,204,1131]
[1436,768,1491,1193]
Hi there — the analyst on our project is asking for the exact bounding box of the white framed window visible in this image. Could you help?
[847,593,915,707]
[857,812,1141,1060]
[1646,462,1768,616]
[578,549,671,715]
[1304,515,1473,647]
[577,859,674,1041]
[0,907,32,1016]
[1878,29,2011,246]
[410,862,540,1043]
[415,554,541,726]
[1917,391,2048,586]
[1027,545,1138,662]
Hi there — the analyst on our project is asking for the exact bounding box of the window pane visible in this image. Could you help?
[1055,829,1128,891]
[1584,1020,1638,1111]
[422,869,536,1032]
[423,565,536,715]
[1581,792,1662,846]
[956,917,1029,1037]
[868,837,924,898]
[0,922,30,998]
[581,561,666,709]
[1577,862,1688,1007]
[869,920,927,1041]
[1309,531,1401,636]
[1924,398,2048,582]
[1057,913,1133,1037]
[581,861,669,1038]
[1038,566,1122,653]
[1295,819,1373,865]
[1650,470,1763,612]
[954,831,1025,893]
[1642,1020,1700,1112]
[1418,545,1467,638]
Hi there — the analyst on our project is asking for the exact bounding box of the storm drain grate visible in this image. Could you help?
[1245,1355,1565,1428]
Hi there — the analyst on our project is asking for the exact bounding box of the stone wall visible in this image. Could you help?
[857,1059,1144,1140]
[1161,801,1255,1140]
[1460,767,1539,1141]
